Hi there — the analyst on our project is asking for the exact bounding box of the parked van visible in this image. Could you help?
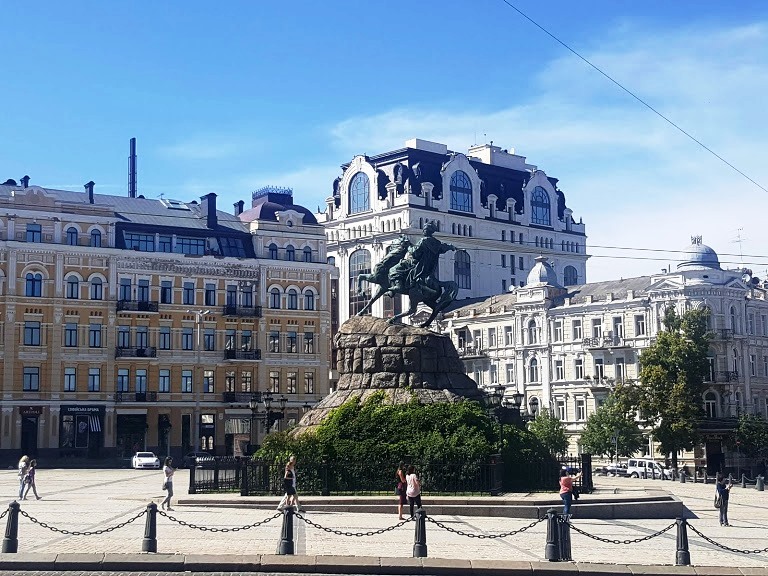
[626,458,672,479]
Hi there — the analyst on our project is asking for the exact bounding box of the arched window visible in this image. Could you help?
[561,241,565,251]
[528,319,538,344]
[528,358,539,382]
[90,229,102,247]
[287,288,298,309]
[268,243,278,259]
[349,249,372,316]
[462,224,467,236]
[65,227,78,246]
[535,237,539,248]
[733,348,740,374]
[25,273,42,297]
[564,266,578,286]
[90,277,103,300]
[468,225,472,236]
[304,290,315,310]
[303,247,312,262]
[349,172,370,214]
[451,223,456,234]
[531,186,551,226]
[66,276,79,299]
[450,170,472,212]
[454,250,471,289]
[285,245,295,261]
[270,288,281,309]
[704,391,717,418]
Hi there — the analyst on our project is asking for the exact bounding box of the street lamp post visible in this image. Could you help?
[188,309,211,452]
[248,394,262,455]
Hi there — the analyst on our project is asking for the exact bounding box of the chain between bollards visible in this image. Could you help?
[141,502,157,553]
[412,508,427,558]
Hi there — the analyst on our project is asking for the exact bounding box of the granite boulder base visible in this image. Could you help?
[296,316,482,431]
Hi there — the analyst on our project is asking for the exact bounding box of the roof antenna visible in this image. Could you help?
[732,228,746,266]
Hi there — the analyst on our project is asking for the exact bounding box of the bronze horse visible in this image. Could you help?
[356,235,458,328]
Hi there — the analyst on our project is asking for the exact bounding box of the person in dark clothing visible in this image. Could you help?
[716,473,733,526]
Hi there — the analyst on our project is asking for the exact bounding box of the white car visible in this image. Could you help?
[132,451,161,469]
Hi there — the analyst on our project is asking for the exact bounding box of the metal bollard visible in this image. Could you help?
[675,517,690,566]
[141,502,157,553]
[680,471,686,484]
[742,474,747,488]
[704,473,709,484]
[544,508,561,561]
[1,502,20,553]
[757,476,765,491]
[412,508,427,558]
[558,516,572,561]
[277,506,295,555]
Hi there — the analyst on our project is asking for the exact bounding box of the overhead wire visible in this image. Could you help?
[497,0,768,194]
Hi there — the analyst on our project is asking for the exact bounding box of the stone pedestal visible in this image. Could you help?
[296,316,481,432]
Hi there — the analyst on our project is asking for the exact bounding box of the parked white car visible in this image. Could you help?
[626,458,672,479]
[132,451,161,469]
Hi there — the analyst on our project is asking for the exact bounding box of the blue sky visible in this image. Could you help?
[3,1,768,281]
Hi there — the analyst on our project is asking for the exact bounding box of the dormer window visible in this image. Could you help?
[66,227,78,246]
[531,186,551,226]
[268,243,278,259]
[450,170,472,212]
[349,172,370,214]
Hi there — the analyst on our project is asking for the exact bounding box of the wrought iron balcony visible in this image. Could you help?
[224,349,262,361]
[115,391,158,403]
[715,328,734,340]
[221,391,256,404]
[117,300,159,313]
[457,346,487,358]
[222,305,263,318]
[584,335,627,348]
[115,347,157,358]
[717,370,739,382]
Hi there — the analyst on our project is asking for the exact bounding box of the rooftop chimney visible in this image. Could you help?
[20,175,30,188]
[128,138,137,198]
[234,200,244,216]
[85,181,95,204]
[201,193,218,228]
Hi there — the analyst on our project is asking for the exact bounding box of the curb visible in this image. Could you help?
[0,553,754,575]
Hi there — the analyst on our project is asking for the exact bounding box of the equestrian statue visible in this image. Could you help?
[355,221,458,328]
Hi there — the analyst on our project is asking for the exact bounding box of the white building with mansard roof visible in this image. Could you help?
[315,138,588,326]
[443,238,768,465]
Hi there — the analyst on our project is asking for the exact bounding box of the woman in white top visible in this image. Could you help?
[17,455,30,499]
[405,465,422,518]
[161,457,175,511]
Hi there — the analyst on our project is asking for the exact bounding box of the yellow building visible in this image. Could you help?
[1,179,334,462]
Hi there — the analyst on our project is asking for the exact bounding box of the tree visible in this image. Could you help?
[528,409,568,456]
[729,414,768,458]
[624,307,710,469]
[579,394,643,461]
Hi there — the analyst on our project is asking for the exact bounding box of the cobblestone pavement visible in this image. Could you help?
[2,468,768,567]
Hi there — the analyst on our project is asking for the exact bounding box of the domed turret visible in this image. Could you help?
[677,236,720,270]
[526,256,562,287]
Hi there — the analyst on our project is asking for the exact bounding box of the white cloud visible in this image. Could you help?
[323,20,768,282]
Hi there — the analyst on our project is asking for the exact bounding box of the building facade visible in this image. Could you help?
[1,179,334,461]
[315,139,588,327]
[443,239,768,467]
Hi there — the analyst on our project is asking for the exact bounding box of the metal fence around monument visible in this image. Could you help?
[189,458,503,496]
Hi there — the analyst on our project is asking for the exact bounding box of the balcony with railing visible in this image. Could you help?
[221,391,256,404]
[222,305,263,318]
[717,370,739,382]
[224,349,262,361]
[115,391,158,403]
[583,335,628,349]
[456,346,487,358]
[117,300,159,313]
[714,328,734,340]
[115,347,157,358]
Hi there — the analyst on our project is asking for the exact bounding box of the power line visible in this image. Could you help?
[498,0,768,195]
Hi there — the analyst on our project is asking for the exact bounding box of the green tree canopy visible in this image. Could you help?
[528,409,568,456]
[730,414,768,458]
[579,394,644,461]
[618,306,710,468]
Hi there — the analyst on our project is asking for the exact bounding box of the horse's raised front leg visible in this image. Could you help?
[356,285,386,317]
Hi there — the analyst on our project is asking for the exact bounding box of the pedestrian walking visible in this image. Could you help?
[396,461,407,520]
[161,457,175,511]
[22,459,41,500]
[716,472,733,526]
[17,455,30,499]
[559,467,582,518]
[405,465,422,518]
[277,455,300,511]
